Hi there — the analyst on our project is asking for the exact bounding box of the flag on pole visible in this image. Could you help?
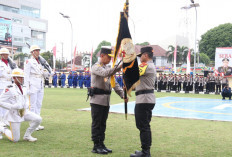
[173,46,177,73]
[72,45,77,71]
[186,48,191,74]
[52,45,56,71]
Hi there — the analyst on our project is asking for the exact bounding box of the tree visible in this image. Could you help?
[40,51,53,67]
[136,42,150,46]
[199,23,232,60]
[92,40,111,65]
[199,53,210,66]
[166,45,189,64]
[13,53,28,68]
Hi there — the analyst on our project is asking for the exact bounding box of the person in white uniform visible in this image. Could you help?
[24,45,52,131]
[0,68,42,142]
[0,48,17,139]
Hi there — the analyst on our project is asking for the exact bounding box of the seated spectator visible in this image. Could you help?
[221,85,231,100]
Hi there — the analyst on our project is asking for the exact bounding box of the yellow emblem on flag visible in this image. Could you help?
[139,62,148,76]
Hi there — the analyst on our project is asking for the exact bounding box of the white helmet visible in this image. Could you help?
[0,48,10,55]
[11,68,24,78]
[30,45,40,52]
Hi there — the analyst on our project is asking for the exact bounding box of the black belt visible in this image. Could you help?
[93,88,111,95]
[135,89,154,96]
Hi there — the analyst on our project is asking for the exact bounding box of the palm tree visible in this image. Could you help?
[166,45,175,64]
[177,46,189,64]
[14,53,28,68]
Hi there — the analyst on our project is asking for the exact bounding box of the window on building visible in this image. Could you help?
[0,4,19,13]
[13,37,23,42]
[12,18,23,24]
[20,5,40,18]
[31,30,45,40]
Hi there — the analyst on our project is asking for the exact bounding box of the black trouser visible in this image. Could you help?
[178,82,181,91]
[170,82,174,91]
[210,82,215,92]
[222,93,231,99]
[199,84,203,92]
[135,103,155,151]
[91,103,110,143]
[195,83,199,92]
[163,82,167,90]
[158,81,163,90]
[206,83,210,92]
[216,84,221,93]
[183,82,187,91]
[58,80,61,86]
[154,82,157,90]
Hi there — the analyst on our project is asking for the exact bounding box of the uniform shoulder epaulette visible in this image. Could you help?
[7,85,13,88]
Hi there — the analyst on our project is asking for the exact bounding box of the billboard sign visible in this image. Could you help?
[215,47,232,77]
[0,17,12,46]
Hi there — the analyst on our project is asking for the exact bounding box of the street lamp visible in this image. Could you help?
[181,1,200,77]
[59,12,73,71]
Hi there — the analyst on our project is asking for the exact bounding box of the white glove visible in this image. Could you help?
[11,103,23,110]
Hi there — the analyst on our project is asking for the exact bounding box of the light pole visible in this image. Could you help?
[59,12,73,71]
[190,1,200,78]
[181,1,199,75]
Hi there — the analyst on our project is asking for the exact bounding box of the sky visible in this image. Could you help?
[40,0,232,60]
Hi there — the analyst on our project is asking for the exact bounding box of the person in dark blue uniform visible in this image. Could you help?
[67,71,73,87]
[73,72,78,88]
[61,72,66,88]
[83,72,87,87]
[78,72,84,88]
[85,72,91,88]
[222,85,231,100]
[58,73,61,87]
[52,72,58,87]
[118,74,123,88]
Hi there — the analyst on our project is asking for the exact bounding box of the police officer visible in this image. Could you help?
[209,73,215,92]
[162,74,167,90]
[169,73,174,91]
[78,72,84,88]
[67,71,73,87]
[205,74,210,92]
[24,45,52,131]
[157,73,163,90]
[72,72,78,88]
[130,46,155,157]
[85,72,91,88]
[194,74,199,92]
[58,73,61,87]
[173,74,178,91]
[61,72,66,88]
[199,75,204,92]
[177,74,182,91]
[183,74,187,91]
[90,47,125,154]
[215,74,222,93]
[0,68,42,142]
[52,72,57,87]
[0,48,17,139]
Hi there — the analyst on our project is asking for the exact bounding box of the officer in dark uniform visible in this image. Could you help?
[199,75,204,92]
[194,74,199,92]
[130,46,156,157]
[205,74,210,92]
[58,73,61,87]
[72,72,78,88]
[157,73,163,90]
[215,74,222,93]
[67,71,73,87]
[90,47,125,155]
[169,73,174,91]
[52,72,57,87]
[209,73,215,92]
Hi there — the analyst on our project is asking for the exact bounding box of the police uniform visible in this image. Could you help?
[209,74,215,92]
[194,75,199,92]
[205,76,210,92]
[61,73,66,87]
[173,75,178,91]
[218,58,232,76]
[183,74,187,91]
[90,47,124,154]
[169,74,174,91]
[24,45,52,130]
[162,74,167,90]
[67,72,73,87]
[199,76,204,92]
[0,48,17,131]
[157,74,163,90]
[177,75,182,91]
[52,73,57,87]
[131,46,155,157]
[215,75,222,93]
[0,69,42,142]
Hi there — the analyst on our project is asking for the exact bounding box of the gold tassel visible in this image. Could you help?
[110,75,116,88]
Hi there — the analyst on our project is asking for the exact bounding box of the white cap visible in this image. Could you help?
[0,48,10,55]
[30,45,40,52]
[11,68,24,78]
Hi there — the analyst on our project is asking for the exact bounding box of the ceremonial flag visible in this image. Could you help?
[52,45,56,71]
[72,45,77,70]
[186,48,191,74]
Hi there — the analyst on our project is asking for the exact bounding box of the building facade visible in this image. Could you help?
[0,0,47,53]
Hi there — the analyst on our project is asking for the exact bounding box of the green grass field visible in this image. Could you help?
[1,88,232,157]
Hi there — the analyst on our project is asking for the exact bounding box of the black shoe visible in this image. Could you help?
[130,151,151,157]
[92,144,108,155]
[100,142,112,153]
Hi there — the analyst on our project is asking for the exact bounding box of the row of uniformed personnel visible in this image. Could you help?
[155,73,229,93]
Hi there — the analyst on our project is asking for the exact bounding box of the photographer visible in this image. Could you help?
[221,85,231,100]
